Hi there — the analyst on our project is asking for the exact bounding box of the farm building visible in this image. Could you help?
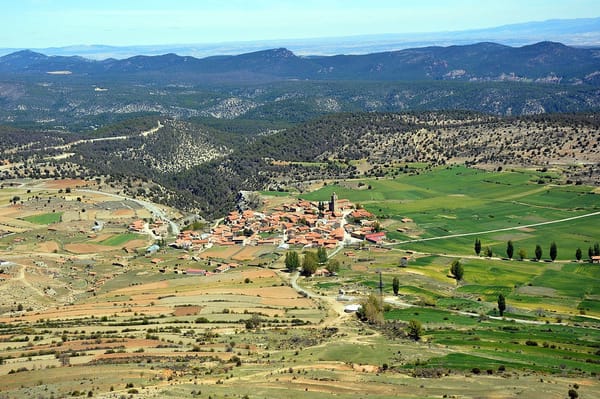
[592,256,600,264]
[365,231,386,244]
[185,268,207,276]
[129,219,145,232]
[215,264,230,273]
[146,244,160,254]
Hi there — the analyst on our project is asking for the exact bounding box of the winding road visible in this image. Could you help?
[78,189,180,237]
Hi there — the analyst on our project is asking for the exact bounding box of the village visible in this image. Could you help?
[170,193,385,248]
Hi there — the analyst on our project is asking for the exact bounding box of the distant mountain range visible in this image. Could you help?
[1,41,599,85]
[1,17,599,60]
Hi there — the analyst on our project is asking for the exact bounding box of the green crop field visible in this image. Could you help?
[99,232,143,246]
[303,165,599,261]
[22,212,63,224]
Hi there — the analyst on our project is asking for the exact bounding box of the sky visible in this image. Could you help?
[1,0,599,48]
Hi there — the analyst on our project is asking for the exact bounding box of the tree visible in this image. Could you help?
[317,201,325,217]
[285,251,300,272]
[589,246,594,262]
[357,294,383,324]
[549,242,557,261]
[506,240,514,259]
[595,242,600,256]
[575,248,582,262]
[325,259,340,274]
[498,294,506,316]
[316,247,328,264]
[518,248,526,261]
[406,319,423,341]
[301,251,318,276]
[485,247,493,258]
[474,238,481,256]
[392,276,400,295]
[450,260,464,282]
[373,221,382,232]
[535,245,542,261]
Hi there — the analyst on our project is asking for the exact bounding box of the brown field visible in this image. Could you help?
[113,209,135,217]
[90,233,113,242]
[64,243,117,254]
[36,240,60,253]
[242,269,278,279]
[42,178,87,189]
[0,301,172,323]
[198,245,242,259]
[123,239,148,249]
[232,245,270,261]
[173,305,203,316]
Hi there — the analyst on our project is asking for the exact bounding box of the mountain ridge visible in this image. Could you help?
[1,41,599,85]
[1,16,599,59]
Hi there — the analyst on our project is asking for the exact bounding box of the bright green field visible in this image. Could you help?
[302,166,599,260]
[22,212,63,224]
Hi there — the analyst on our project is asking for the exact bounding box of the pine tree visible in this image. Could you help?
[535,244,542,261]
[549,242,557,261]
[474,238,481,256]
[498,294,506,316]
[575,248,582,262]
[506,240,514,259]
[392,276,400,295]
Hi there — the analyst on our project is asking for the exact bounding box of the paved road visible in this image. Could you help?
[328,209,361,259]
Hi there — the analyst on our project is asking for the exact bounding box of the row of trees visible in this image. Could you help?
[476,239,560,261]
[284,248,340,277]
[477,239,600,262]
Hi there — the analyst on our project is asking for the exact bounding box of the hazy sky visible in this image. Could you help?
[2,0,599,48]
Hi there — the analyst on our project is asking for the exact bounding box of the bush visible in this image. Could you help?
[525,340,538,346]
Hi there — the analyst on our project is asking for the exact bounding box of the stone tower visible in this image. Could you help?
[329,192,338,213]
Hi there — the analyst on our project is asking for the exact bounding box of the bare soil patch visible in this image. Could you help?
[36,240,60,253]
[352,364,379,373]
[113,280,169,294]
[43,179,86,189]
[173,305,203,316]
[242,269,277,279]
[113,209,135,217]
[123,239,148,249]
[64,243,116,254]
[198,246,242,259]
[90,233,113,242]
[232,246,266,261]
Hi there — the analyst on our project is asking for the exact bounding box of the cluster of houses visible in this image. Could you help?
[169,193,387,251]
[128,219,169,237]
